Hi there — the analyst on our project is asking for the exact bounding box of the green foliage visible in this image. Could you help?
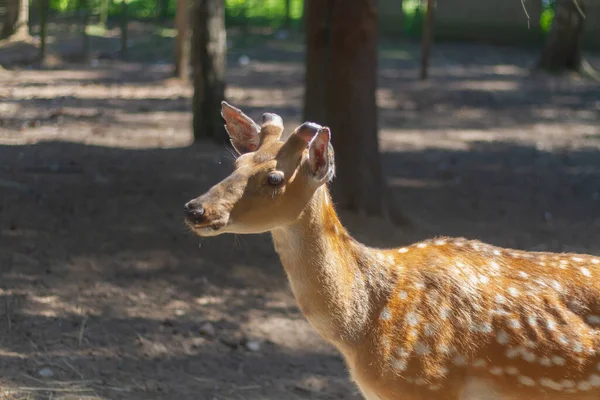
[225,0,304,28]
[402,0,426,38]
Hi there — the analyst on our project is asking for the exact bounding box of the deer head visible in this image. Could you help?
[184,102,335,237]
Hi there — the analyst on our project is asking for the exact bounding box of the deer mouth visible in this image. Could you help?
[185,218,229,237]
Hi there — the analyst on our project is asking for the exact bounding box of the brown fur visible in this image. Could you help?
[185,104,600,400]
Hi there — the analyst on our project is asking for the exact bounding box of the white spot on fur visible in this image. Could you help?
[493,249,501,256]
[496,330,510,345]
[478,274,489,284]
[578,381,592,391]
[436,344,451,354]
[572,257,584,263]
[398,290,408,300]
[518,271,529,279]
[589,374,600,387]
[489,367,503,375]
[396,348,409,358]
[505,366,519,375]
[472,359,486,368]
[539,357,552,367]
[440,307,451,320]
[406,312,420,326]
[527,316,537,327]
[380,307,392,321]
[522,350,536,363]
[424,323,435,337]
[506,347,521,359]
[519,376,536,387]
[508,318,521,329]
[452,355,466,366]
[495,294,506,304]
[414,341,431,356]
[540,378,563,391]
[417,243,427,249]
[581,267,591,277]
[434,239,446,246]
[561,380,575,389]
[490,261,500,270]
[551,355,565,366]
[592,258,599,264]
[508,287,520,297]
[546,318,557,331]
[587,315,600,325]
[392,358,407,371]
[398,247,408,253]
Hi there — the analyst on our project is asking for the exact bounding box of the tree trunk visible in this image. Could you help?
[81,0,91,61]
[192,0,227,142]
[304,0,405,222]
[283,0,292,29]
[159,0,170,21]
[538,0,585,72]
[419,0,435,80]
[99,0,110,27]
[1,0,30,39]
[174,0,190,80]
[38,0,48,64]
[120,0,129,59]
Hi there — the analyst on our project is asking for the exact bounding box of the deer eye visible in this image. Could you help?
[267,172,284,186]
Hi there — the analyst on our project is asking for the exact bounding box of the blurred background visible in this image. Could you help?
[0,0,599,399]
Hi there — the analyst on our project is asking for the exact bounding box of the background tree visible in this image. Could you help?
[120,0,129,58]
[419,0,435,80]
[538,0,586,72]
[304,0,407,223]
[38,0,49,64]
[174,0,190,80]
[192,0,227,141]
[1,0,30,39]
[81,0,91,61]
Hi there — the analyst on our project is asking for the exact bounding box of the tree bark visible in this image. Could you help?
[538,0,585,72]
[1,0,30,39]
[174,0,190,80]
[38,0,48,64]
[191,0,227,142]
[419,0,435,80]
[303,0,404,221]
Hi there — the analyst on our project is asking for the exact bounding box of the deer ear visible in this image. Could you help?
[308,127,334,181]
[221,101,261,155]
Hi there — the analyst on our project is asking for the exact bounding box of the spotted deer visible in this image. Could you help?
[184,102,600,400]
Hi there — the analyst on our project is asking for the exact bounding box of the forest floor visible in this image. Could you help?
[1,23,600,400]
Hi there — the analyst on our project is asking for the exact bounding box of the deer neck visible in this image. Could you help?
[271,186,381,347]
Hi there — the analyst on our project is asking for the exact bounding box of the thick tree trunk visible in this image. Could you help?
[1,0,30,39]
[419,0,435,80]
[538,0,585,72]
[38,0,48,64]
[304,0,402,220]
[174,0,190,80]
[192,0,226,142]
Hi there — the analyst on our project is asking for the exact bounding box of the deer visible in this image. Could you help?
[184,102,600,400]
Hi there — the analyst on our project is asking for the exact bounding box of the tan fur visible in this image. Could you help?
[185,105,600,400]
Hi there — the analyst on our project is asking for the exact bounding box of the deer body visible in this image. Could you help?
[185,103,600,400]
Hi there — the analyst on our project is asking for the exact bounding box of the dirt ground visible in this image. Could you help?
[1,27,600,399]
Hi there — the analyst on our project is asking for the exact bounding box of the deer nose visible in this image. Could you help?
[184,200,205,224]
